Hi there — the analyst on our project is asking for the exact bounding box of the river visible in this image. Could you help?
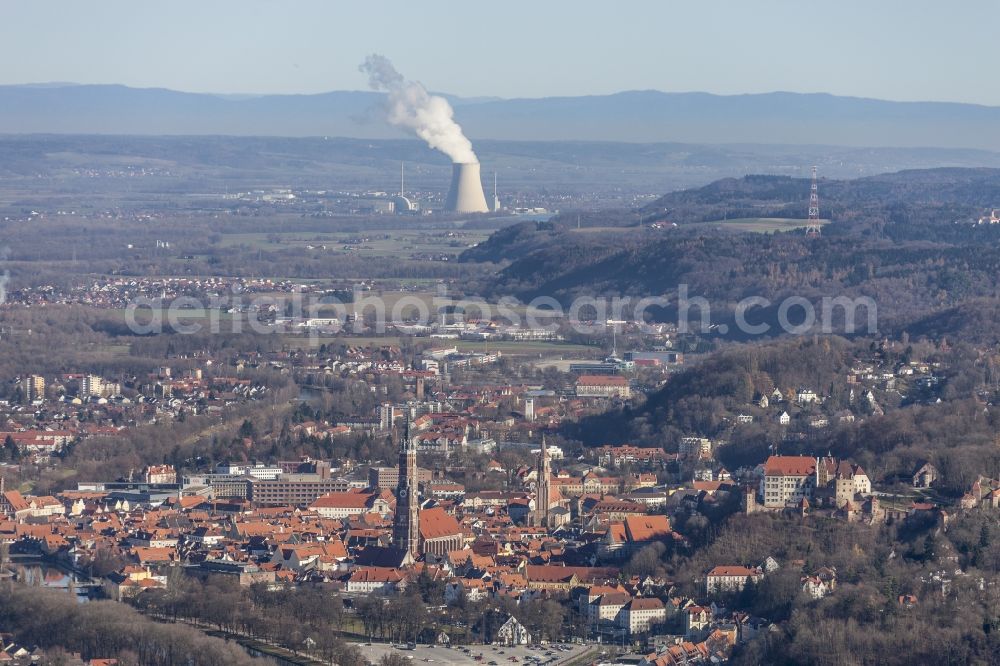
[10,561,94,603]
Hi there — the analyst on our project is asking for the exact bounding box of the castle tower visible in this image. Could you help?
[743,485,757,515]
[392,420,421,556]
[533,435,551,527]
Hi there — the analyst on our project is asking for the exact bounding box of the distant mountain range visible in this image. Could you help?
[2,84,1000,150]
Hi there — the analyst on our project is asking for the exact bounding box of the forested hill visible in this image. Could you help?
[479,168,1000,256]
[568,335,1000,497]
[640,167,1000,225]
[567,337,858,445]
[462,168,1000,341]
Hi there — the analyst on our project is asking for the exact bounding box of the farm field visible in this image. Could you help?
[686,217,829,233]
[217,229,490,259]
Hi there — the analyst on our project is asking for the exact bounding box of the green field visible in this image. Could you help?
[567,226,629,234]
[218,229,490,259]
[688,217,830,233]
[103,307,237,322]
[85,342,132,356]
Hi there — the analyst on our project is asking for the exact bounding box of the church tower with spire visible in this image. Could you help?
[533,435,551,528]
[392,420,421,556]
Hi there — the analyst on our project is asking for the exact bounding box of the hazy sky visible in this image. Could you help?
[4,0,998,105]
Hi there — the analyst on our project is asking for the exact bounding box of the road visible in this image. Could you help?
[355,642,592,666]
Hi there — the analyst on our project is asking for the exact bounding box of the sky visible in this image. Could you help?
[3,0,999,105]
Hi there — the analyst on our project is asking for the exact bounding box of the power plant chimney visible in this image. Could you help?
[445,162,490,213]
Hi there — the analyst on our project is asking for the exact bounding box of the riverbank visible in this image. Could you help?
[143,613,329,666]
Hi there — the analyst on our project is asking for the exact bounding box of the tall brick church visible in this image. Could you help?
[533,436,552,527]
[392,421,421,556]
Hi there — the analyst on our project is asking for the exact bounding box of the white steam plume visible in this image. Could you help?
[360,54,478,164]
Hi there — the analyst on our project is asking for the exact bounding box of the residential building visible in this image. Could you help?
[796,388,820,405]
[679,437,713,460]
[249,475,353,507]
[368,465,433,490]
[685,605,712,637]
[913,462,939,488]
[81,375,119,398]
[576,375,631,399]
[802,575,834,599]
[309,491,391,519]
[144,465,177,485]
[24,375,45,402]
[619,597,666,634]
[0,486,31,520]
[596,444,670,468]
[705,566,764,594]
[587,592,631,626]
[216,462,283,480]
[346,567,404,594]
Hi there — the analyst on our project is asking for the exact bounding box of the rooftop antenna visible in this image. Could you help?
[400,161,405,197]
[806,166,821,237]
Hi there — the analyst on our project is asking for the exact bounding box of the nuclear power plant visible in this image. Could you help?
[444,162,490,213]
[360,56,493,214]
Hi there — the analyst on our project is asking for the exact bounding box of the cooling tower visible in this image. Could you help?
[444,162,490,213]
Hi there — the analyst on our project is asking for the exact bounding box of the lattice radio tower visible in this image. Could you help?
[806,165,821,236]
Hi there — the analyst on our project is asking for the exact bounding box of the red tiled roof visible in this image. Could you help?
[419,506,462,540]
[3,491,29,512]
[349,566,403,583]
[764,455,816,476]
[310,492,375,510]
[624,515,671,542]
[707,566,760,577]
[577,375,628,386]
[628,597,664,610]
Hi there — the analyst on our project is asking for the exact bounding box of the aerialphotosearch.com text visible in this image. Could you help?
[122,284,878,340]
